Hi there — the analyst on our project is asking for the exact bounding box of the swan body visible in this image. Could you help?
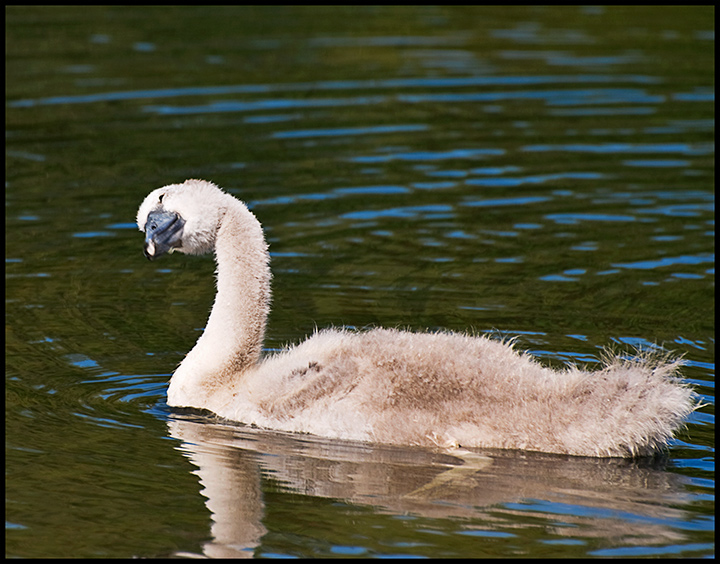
[137,179,695,457]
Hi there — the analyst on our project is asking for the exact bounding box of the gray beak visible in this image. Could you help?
[143,209,185,260]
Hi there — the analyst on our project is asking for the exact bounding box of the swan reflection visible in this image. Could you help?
[167,414,693,558]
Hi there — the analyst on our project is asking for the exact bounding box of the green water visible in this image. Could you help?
[6,6,714,558]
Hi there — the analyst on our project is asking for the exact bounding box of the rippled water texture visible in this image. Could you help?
[6,6,714,558]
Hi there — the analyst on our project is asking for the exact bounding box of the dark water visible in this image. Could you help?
[6,6,714,558]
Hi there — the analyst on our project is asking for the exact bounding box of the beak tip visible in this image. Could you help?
[143,241,157,260]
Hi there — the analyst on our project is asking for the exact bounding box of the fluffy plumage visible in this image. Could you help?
[137,179,695,457]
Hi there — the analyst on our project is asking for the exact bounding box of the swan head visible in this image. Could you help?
[137,179,229,260]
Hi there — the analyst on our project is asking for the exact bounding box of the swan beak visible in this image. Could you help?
[143,210,185,260]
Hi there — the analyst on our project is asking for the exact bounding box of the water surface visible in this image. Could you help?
[6,6,714,558]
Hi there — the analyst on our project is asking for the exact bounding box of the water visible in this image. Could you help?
[6,6,714,558]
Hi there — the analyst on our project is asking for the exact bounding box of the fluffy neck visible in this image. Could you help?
[167,198,271,410]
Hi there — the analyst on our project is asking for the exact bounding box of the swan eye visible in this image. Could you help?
[159,194,164,203]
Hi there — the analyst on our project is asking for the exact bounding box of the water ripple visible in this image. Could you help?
[523,142,714,155]
[351,148,505,163]
[612,253,714,270]
[272,124,428,139]
[9,74,661,108]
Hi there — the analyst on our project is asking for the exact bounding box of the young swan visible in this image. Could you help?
[137,179,695,457]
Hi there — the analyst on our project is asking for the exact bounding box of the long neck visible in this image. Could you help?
[167,199,272,410]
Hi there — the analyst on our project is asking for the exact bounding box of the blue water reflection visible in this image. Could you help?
[6,5,713,559]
